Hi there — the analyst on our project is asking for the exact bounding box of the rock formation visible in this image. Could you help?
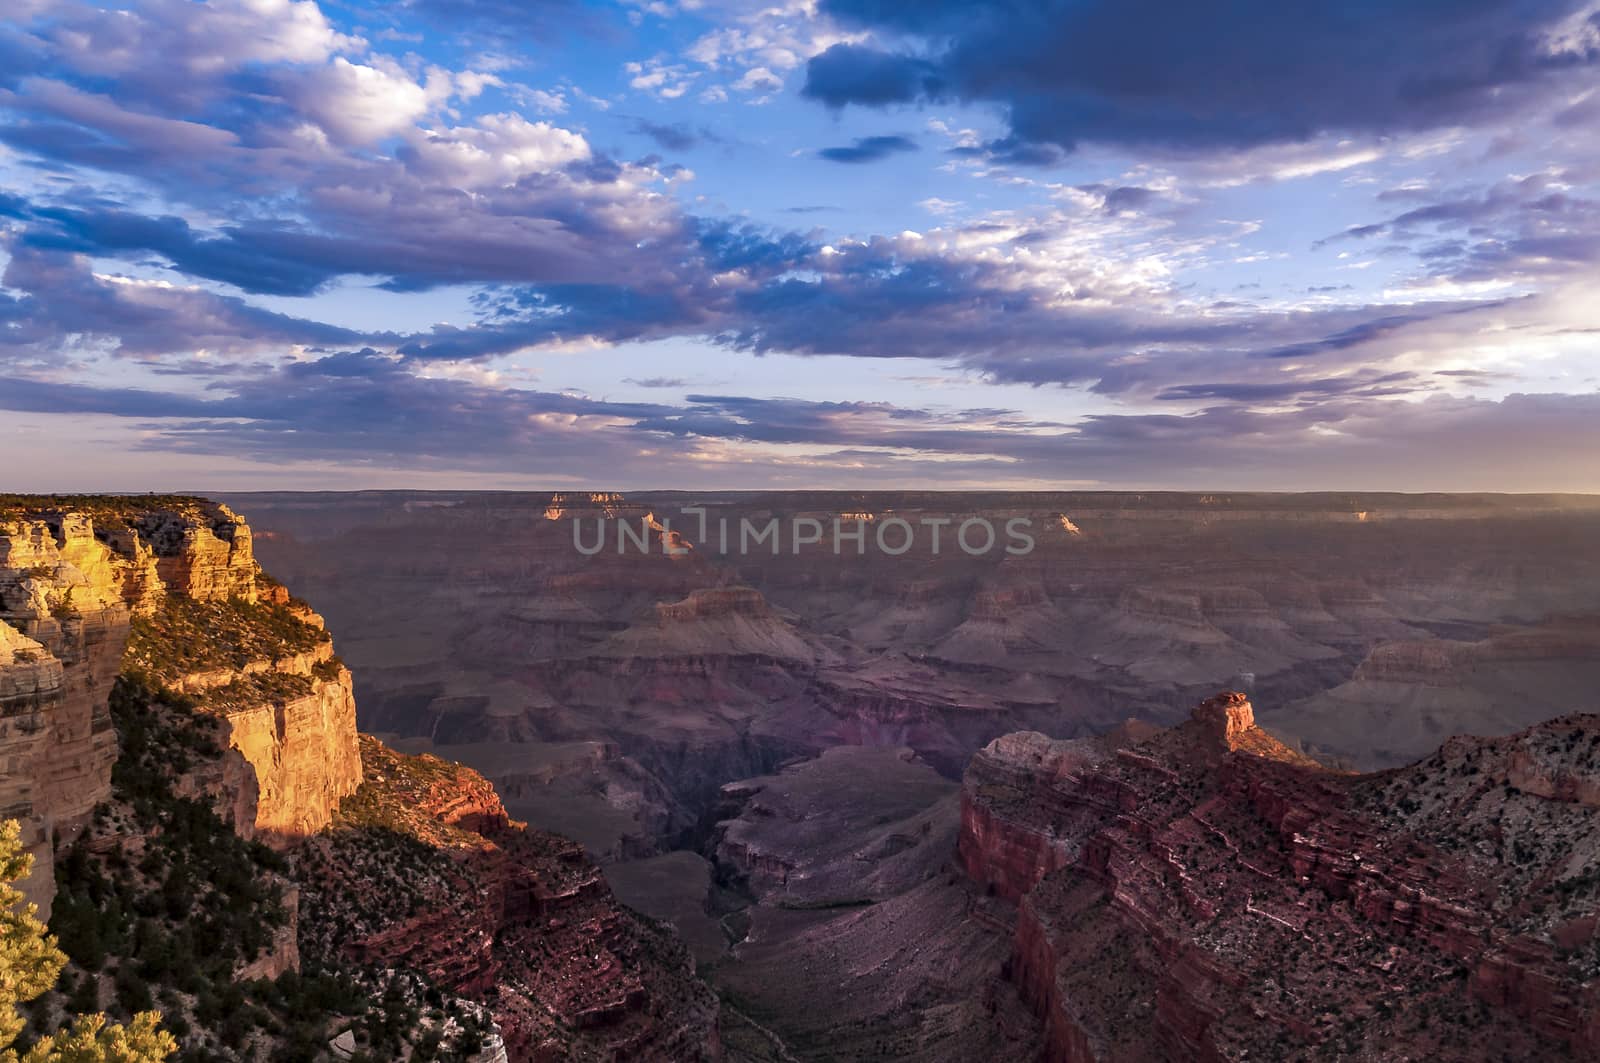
[2,508,138,917]
[1272,614,1600,768]
[960,693,1600,1060]
[301,737,721,1061]
[0,498,363,910]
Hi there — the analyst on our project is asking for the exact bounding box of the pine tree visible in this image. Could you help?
[0,820,176,1063]
[0,822,65,1052]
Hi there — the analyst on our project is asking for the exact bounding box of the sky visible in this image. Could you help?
[2,0,1599,492]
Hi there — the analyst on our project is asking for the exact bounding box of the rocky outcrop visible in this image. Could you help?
[0,621,64,917]
[0,498,362,911]
[303,737,722,1061]
[131,505,260,602]
[959,695,1600,1061]
[1274,614,1600,769]
[219,660,362,841]
[712,746,959,907]
[608,586,816,661]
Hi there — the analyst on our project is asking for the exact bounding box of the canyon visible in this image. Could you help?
[4,489,1598,1060]
[219,489,1600,1059]
[960,692,1600,1059]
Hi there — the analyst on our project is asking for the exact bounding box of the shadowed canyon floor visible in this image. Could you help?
[218,490,1600,1059]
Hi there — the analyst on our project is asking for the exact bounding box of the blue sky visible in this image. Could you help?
[2,0,1600,491]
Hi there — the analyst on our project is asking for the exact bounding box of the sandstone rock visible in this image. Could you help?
[0,500,364,912]
[134,502,259,602]
[328,1029,357,1060]
[0,515,134,915]
[219,663,362,841]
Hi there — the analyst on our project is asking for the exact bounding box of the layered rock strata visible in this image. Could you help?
[301,737,722,1061]
[0,499,359,909]
[961,693,1600,1060]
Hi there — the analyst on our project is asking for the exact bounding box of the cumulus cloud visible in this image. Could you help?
[286,57,463,145]
[401,113,592,187]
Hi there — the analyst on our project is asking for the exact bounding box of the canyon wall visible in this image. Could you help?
[0,500,361,913]
[1,511,135,917]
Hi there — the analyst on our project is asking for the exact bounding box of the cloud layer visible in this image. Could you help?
[1,0,1597,490]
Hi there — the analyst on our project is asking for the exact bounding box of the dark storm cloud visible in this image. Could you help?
[400,283,708,361]
[817,134,918,164]
[709,237,1511,393]
[15,202,347,296]
[1100,186,1160,214]
[802,44,942,107]
[1256,314,1454,361]
[0,375,225,418]
[694,221,818,274]
[804,1,1600,155]
[396,222,816,360]
[0,147,693,296]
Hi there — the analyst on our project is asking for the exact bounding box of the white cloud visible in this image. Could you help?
[733,66,782,94]
[289,57,436,143]
[403,113,592,188]
[678,0,863,97]
[510,87,569,115]
[45,0,359,80]
[625,57,698,99]
[289,58,495,145]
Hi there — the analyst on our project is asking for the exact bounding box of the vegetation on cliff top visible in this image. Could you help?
[123,595,330,693]
[0,496,210,525]
[46,675,297,1061]
[335,738,499,848]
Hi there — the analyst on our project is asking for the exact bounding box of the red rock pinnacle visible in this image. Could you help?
[1193,690,1256,747]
